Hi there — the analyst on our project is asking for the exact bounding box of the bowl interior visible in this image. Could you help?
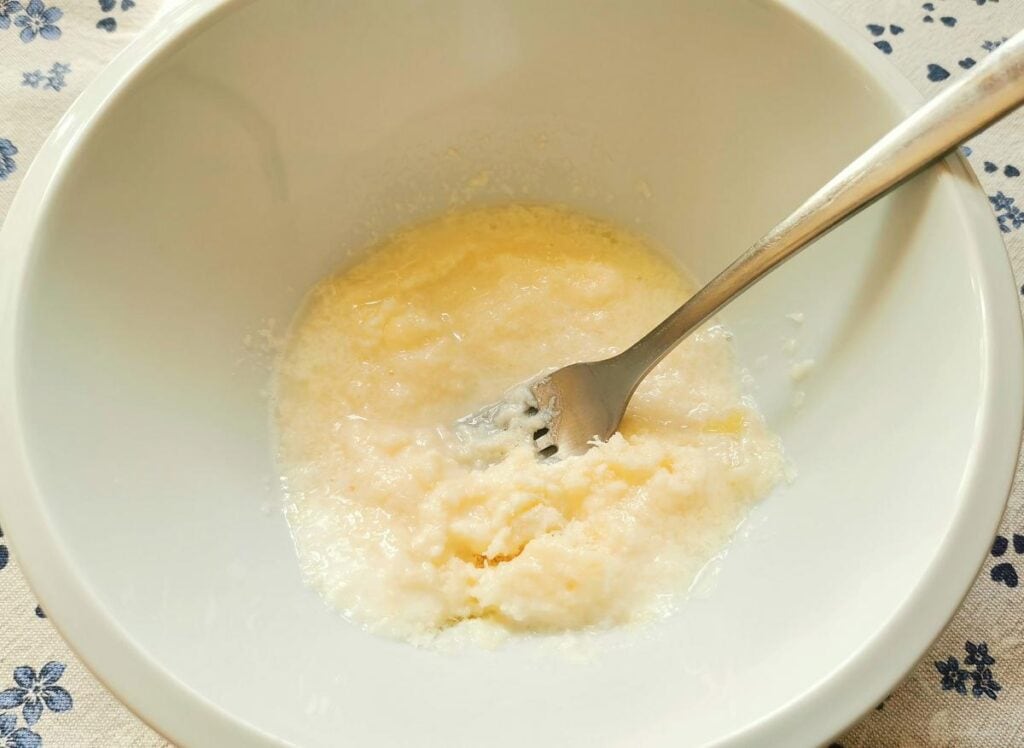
[9,1,1002,745]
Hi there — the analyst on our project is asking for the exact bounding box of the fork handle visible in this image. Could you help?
[611,30,1024,387]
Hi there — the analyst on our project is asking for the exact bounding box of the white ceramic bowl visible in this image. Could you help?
[1,1,1021,746]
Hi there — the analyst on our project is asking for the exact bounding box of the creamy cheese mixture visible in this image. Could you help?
[274,204,783,644]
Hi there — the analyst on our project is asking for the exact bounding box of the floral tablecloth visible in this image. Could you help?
[2,1,1024,746]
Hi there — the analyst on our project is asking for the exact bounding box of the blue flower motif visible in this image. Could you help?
[24,62,71,91]
[0,663,73,726]
[965,641,995,668]
[97,0,134,32]
[20,71,44,88]
[990,191,1024,232]
[935,656,969,694]
[990,532,1022,586]
[866,22,902,55]
[0,523,8,570]
[971,667,1002,699]
[992,192,1014,212]
[936,641,1003,700]
[0,140,18,181]
[0,714,40,748]
[14,0,62,43]
[921,3,956,27]
[0,0,22,29]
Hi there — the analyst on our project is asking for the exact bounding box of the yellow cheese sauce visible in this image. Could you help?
[274,204,783,644]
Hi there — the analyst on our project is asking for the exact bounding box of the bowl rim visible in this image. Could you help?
[0,0,1020,746]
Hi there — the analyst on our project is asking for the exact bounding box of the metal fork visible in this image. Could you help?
[457,31,1024,461]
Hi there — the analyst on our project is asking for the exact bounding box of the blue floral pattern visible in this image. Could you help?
[961,149,1024,234]
[0,1,21,30]
[0,715,39,748]
[0,664,72,727]
[989,192,1024,233]
[917,27,1019,85]
[983,161,1021,177]
[990,533,1024,587]
[921,3,957,27]
[96,0,134,33]
[21,63,69,92]
[935,642,1002,700]
[866,23,903,54]
[12,0,61,43]
[936,655,969,694]
[0,140,16,182]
